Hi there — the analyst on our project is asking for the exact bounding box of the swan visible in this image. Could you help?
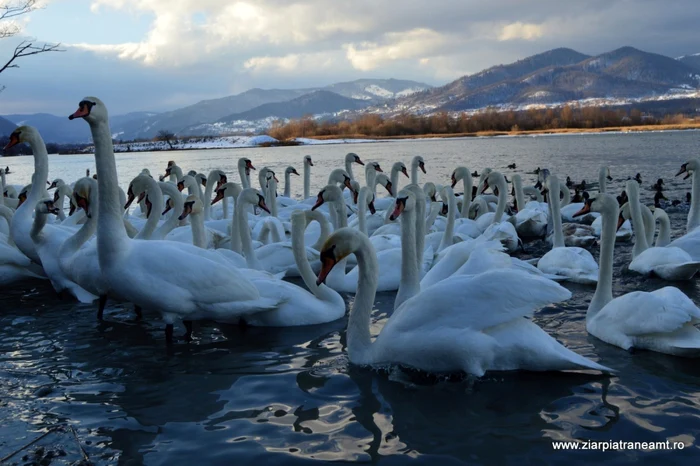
[410,156,426,184]
[303,155,313,200]
[237,188,320,276]
[0,205,45,284]
[31,198,97,303]
[479,171,520,252]
[316,228,613,375]
[283,165,300,199]
[574,192,700,356]
[69,96,284,342]
[241,210,346,327]
[450,167,482,238]
[4,126,50,263]
[510,175,548,238]
[650,207,671,247]
[621,181,700,281]
[536,175,599,284]
[344,152,364,181]
[237,157,255,189]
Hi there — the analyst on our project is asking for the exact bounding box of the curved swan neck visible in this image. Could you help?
[589,197,618,318]
[425,201,440,230]
[17,132,49,223]
[309,209,330,251]
[90,118,129,265]
[627,182,649,257]
[439,187,456,251]
[492,176,507,223]
[345,158,355,181]
[152,182,182,239]
[548,176,565,248]
[304,161,311,199]
[30,208,49,242]
[512,175,525,212]
[134,178,164,240]
[560,184,571,207]
[347,231,378,362]
[654,209,671,247]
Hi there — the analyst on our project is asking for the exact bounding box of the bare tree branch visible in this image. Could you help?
[0,39,63,74]
[1,1,38,21]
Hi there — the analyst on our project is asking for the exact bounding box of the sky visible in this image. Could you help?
[0,0,699,115]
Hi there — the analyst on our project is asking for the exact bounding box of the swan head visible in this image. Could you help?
[676,159,700,179]
[368,162,383,173]
[312,184,343,211]
[35,199,60,216]
[239,187,270,213]
[286,166,300,176]
[3,125,42,151]
[389,189,416,221]
[451,167,469,187]
[211,182,240,204]
[17,185,30,208]
[304,155,313,167]
[481,171,505,194]
[124,174,152,210]
[68,97,108,125]
[346,152,364,166]
[316,227,364,285]
[412,155,426,173]
[359,186,377,215]
[164,163,180,179]
[72,177,95,218]
[179,194,202,220]
[573,193,619,220]
[393,162,409,178]
[177,174,194,192]
[373,173,391,196]
[49,178,65,190]
[350,181,360,204]
[423,182,437,202]
[618,202,630,230]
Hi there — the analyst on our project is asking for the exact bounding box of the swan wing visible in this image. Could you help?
[392,269,571,333]
[596,287,700,337]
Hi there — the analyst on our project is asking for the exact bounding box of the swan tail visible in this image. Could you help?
[653,262,700,281]
[69,284,99,304]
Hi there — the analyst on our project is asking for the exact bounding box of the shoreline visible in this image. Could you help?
[62,123,700,155]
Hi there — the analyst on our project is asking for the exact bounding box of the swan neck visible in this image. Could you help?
[439,188,456,251]
[203,171,217,220]
[18,133,49,222]
[135,179,164,240]
[513,176,525,212]
[191,211,207,248]
[688,169,700,232]
[30,210,48,241]
[656,211,671,247]
[347,233,378,363]
[153,183,182,239]
[358,188,369,235]
[304,163,311,199]
[461,174,472,218]
[91,119,129,265]
[628,186,649,256]
[589,201,617,318]
[284,171,291,198]
[398,204,420,301]
[391,166,400,193]
[598,168,607,194]
[493,178,507,223]
[411,163,419,184]
[310,210,330,251]
[550,178,565,248]
[237,196,260,269]
[345,159,354,181]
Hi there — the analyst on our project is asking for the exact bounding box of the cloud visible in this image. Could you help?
[1,0,699,115]
[344,29,450,71]
[498,22,544,41]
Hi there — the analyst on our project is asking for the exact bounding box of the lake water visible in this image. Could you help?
[1,131,700,465]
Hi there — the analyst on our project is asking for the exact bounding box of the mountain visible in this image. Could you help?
[0,116,16,137]
[219,90,370,122]
[379,46,700,115]
[322,78,431,101]
[3,112,156,144]
[678,53,700,71]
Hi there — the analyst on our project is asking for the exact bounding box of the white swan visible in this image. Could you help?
[316,228,613,375]
[574,192,700,356]
[536,175,599,284]
[511,175,548,239]
[0,205,45,284]
[241,210,346,327]
[622,181,700,281]
[69,96,284,342]
[479,171,519,252]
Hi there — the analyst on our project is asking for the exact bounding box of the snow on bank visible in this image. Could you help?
[92,134,385,153]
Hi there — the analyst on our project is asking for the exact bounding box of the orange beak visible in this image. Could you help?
[316,253,337,285]
[4,132,20,151]
[572,202,591,218]
[311,193,325,211]
[389,197,407,221]
[68,104,90,120]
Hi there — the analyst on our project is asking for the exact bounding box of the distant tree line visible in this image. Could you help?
[266,105,694,140]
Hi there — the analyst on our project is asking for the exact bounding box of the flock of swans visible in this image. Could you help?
[2,95,700,379]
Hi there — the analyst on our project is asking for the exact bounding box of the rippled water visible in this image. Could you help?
[2,131,700,465]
